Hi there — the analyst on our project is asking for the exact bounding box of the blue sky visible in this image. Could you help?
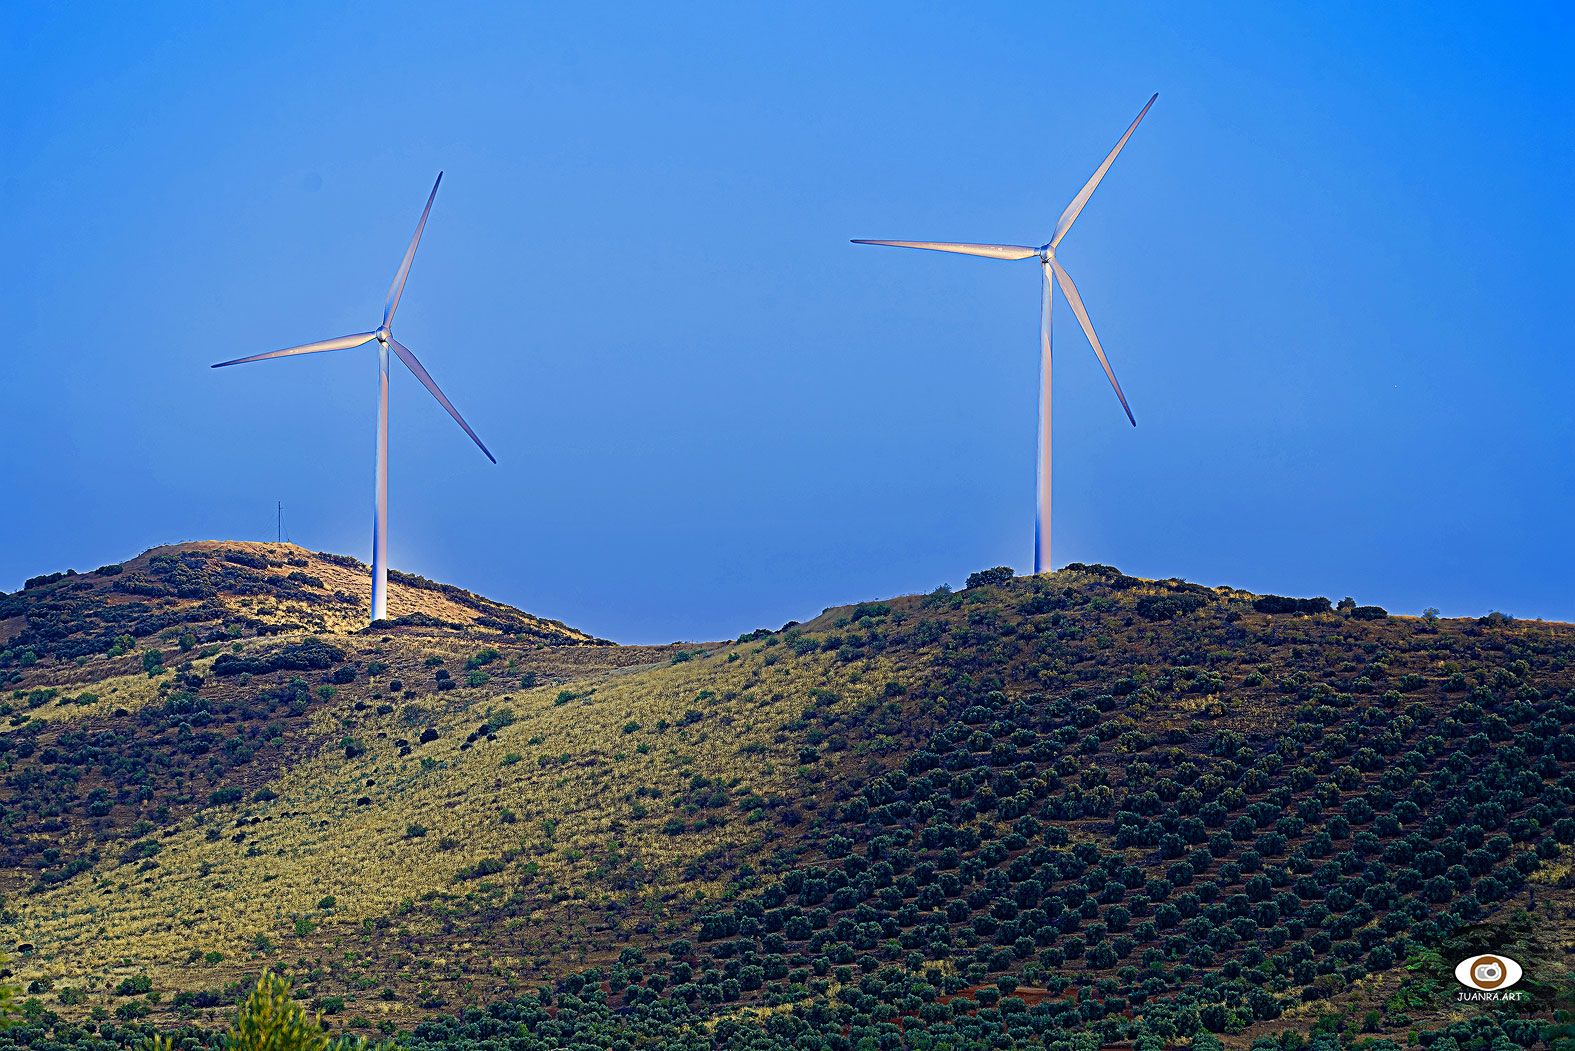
[1,3,1569,642]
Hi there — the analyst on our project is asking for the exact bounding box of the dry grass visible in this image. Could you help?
[7,627,916,1020]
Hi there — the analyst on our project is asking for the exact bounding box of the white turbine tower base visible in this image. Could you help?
[854,93,1156,575]
[212,172,495,624]
[372,340,391,621]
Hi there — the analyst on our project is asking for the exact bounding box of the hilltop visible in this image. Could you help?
[2,540,598,649]
[1,552,1571,1051]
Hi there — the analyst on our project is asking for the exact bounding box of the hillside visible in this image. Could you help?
[1,540,599,648]
[1,554,1571,1051]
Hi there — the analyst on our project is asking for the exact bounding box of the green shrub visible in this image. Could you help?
[114,973,153,996]
[212,639,346,677]
[466,648,501,669]
[1135,593,1208,621]
[1252,594,1332,615]
[966,567,1015,589]
[454,856,507,881]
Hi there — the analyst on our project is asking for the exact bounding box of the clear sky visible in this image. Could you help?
[2,3,1570,642]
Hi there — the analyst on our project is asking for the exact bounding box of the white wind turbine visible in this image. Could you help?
[212,172,495,623]
[854,94,1156,575]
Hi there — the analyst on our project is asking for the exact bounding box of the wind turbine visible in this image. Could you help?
[854,94,1156,575]
[212,172,495,623]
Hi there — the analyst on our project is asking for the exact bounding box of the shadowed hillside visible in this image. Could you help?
[1,555,1571,1051]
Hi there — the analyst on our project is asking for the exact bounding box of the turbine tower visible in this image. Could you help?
[213,173,495,623]
[854,94,1156,575]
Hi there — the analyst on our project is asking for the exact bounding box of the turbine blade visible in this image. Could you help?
[1050,93,1157,250]
[1050,259,1135,426]
[383,172,443,329]
[211,332,376,368]
[850,240,1038,261]
[387,337,496,463]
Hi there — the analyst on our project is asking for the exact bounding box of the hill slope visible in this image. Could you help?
[2,540,598,650]
[1,555,1571,1051]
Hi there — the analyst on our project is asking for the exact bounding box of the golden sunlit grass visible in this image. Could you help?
[11,668,169,726]
[6,624,919,1015]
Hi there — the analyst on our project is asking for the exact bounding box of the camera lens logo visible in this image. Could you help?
[1454,954,1522,991]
